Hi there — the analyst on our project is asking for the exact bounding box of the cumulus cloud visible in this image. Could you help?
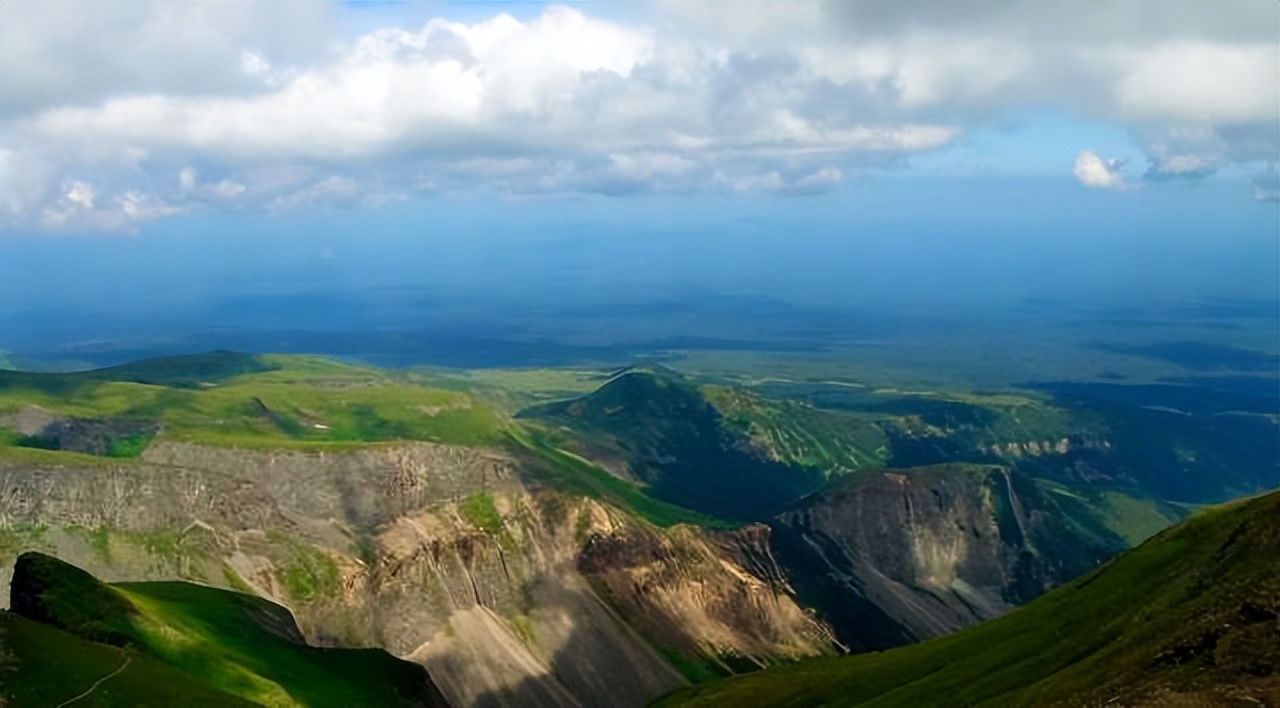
[239,50,272,78]
[1,1,1276,232]
[179,167,247,204]
[1073,150,1129,190]
[662,2,1278,178]
[65,181,95,209]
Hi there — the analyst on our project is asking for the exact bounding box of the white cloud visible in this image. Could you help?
[119,191,182,222]
[209,180,247,200]
[36,179,183,233]
[1114,43,1279,124]
[732,171,787,193]
[609,153,696,179]
[269,176,363,211]
[1073,150,1129,190]
[0,2,334,117]
[1252,168,1280,203]
[2,1,1276,232]
[794,167,843,190]
[239,50,272,77]
[65,181,95,209]
[178,167,247,204]
[727,166,843,195]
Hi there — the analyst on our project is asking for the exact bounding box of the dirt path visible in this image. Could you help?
[56,656,131,708]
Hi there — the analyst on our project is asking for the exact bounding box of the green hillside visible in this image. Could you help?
[519,369,886,520]
[507,424,734,529]
[0,351,279,392]
[3,552,448,708]
[742,372,1278,507]
[653,491,1280,708]
[0,352,504,454]
[701,385,887,474]
[0,611,261,708]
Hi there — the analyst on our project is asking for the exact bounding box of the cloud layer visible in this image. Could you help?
[1,1,1276,232]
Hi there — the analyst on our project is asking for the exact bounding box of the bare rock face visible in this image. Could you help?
[770,464,1123,652]
[0,441,835,708]
[578,523,838,672]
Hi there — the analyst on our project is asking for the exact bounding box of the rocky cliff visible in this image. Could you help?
[769,464,1125,652]
[0,440,836,708]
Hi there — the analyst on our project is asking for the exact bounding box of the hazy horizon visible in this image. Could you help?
[1,2,1276,375]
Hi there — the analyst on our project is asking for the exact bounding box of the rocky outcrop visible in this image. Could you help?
[980,437,1111,458]
[0,405,158,456]
[770,464,1124,652]
[0,441,834,708]
[578,522,838,673]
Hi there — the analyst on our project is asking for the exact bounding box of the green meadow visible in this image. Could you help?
[0,352,505,453]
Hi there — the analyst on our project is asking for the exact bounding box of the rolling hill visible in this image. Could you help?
[519,368,885,520]
[0,352,504,454]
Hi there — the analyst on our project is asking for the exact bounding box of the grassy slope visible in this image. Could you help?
[519,370,839,520]
[0,611,263,708]
[113,582,439,708]
[507,425,733,529]
[0,351,278,392]
[654,491,1280,708]
[516,369,1176,534]
[701,385,887,474]
[0,351,504,453]
[7,552,443,708]
[1035,479,1184,547]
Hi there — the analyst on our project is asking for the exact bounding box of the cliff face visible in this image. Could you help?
[0,441,835,708]
[770,465,1124,652]
[578,522,837,675]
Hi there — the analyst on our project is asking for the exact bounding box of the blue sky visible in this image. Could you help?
[0,1,1277,358]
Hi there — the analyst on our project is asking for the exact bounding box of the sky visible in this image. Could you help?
[0,1,1277,364]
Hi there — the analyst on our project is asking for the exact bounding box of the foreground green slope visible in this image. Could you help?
[654,491,1280,708]
[4,552,448,708]
[0,611,261,708]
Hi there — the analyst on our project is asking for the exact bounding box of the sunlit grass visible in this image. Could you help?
[0,353,506,451]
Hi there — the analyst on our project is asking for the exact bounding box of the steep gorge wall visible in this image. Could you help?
[771,465,1122,652]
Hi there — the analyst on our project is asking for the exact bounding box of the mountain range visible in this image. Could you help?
[0,351,1275,707]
